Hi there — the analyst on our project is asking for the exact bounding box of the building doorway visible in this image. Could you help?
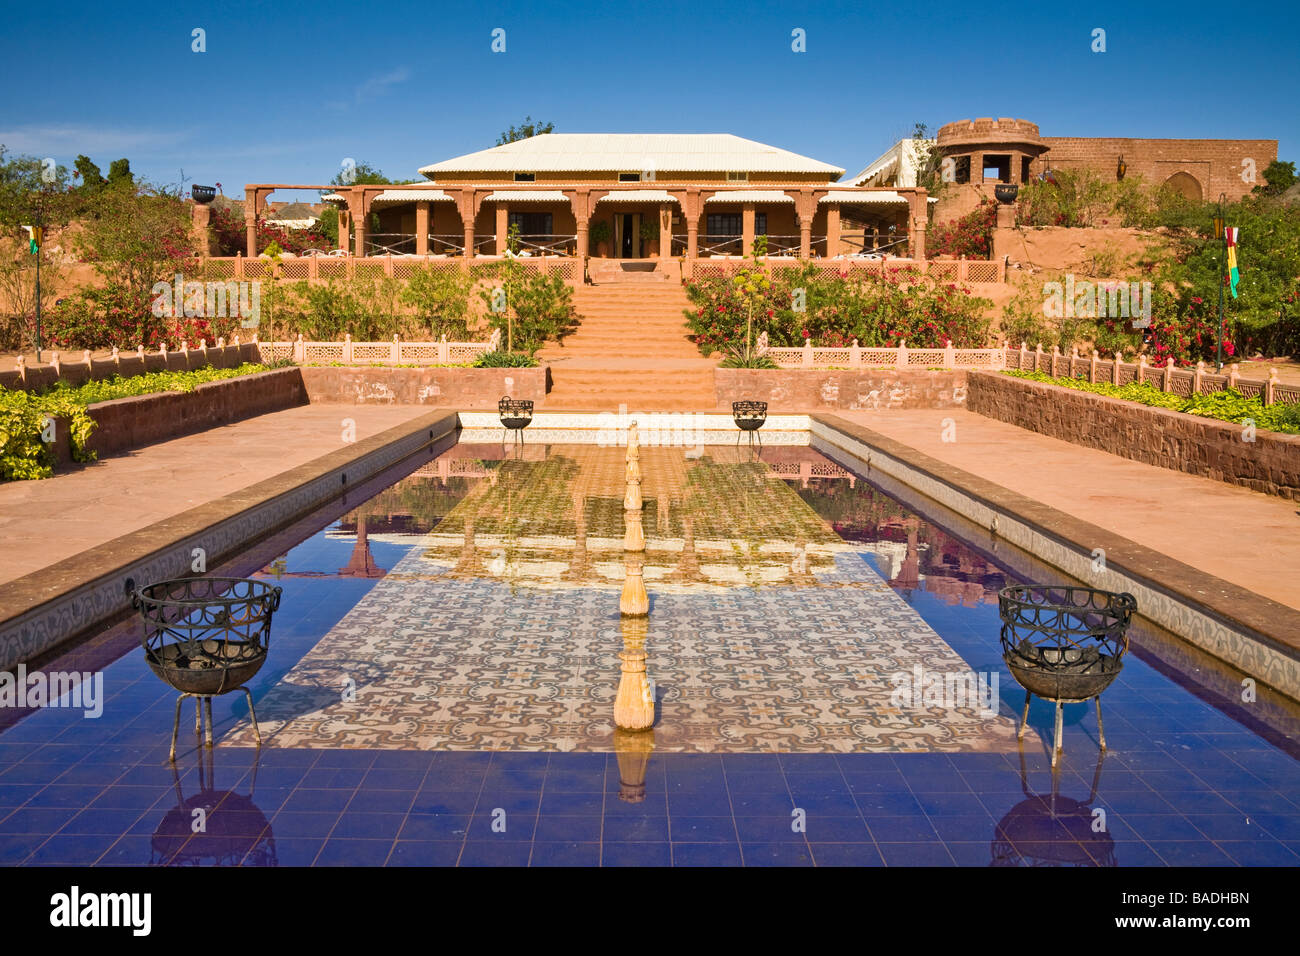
[620,213,637,257]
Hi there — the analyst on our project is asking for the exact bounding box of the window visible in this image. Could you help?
[726,171,748,183]
[618,172,641,183]
[706,213,766,235]
[983,154,1011,183]
[508,212,553,235]
[954,155,971,184]
[1021,157,1031,183]
[513,172,536,183]
[707,213,741,236]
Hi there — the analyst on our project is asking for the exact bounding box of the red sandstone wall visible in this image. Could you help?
[1035,138,1276,202]
[714,368,967,411]
[300,365,549,408]
[967,370,1300,499]
[79,367,308,460]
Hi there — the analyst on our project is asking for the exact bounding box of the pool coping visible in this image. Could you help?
[0,409,459,671]
[811,413,1300,703]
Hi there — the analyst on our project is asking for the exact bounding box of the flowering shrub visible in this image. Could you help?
[210,204,332,257]
[927,201,998,260]
[684,261,991,353]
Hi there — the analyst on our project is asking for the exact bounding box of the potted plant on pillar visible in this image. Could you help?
[590,220,612,258]
[640,219,660,257]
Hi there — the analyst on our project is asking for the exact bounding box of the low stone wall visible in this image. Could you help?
[300,365,549,408]
[967,370,1300,499]
[1,342,262,391]
[714,368,967,411]
[78,367,308,460]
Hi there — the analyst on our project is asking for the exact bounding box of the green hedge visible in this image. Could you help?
[1,363,274,481]
[1002,369,1300,435]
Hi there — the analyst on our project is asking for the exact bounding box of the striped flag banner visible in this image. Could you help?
[1225,226,1240,299]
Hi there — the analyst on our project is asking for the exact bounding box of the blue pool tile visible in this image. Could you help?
[602,841,671,866]
[313,750,377,770]
[270,811,340,839]
[361,768,428,791]
[779,754,841,773]
[398,813,469,841]
[96,835,159,866]
[734,815,806,844]
[315,838,394,866]
[601,812,669,843]
[1147,841,1235,866]
[913,791,990,817]
[88,786,169,811]
[56,807,145,836]
[854,790,924,815]
[810,843,885,866]
[300,767,367,789]
[668,788,732,816]
[1097,841,1166,867]
[865,815,942,843]
[491,752,550,771]
[534,814,601,842]
[722,754,783,772]
[539,790,603,815]
[1226,790,1300,816]
[742,842,814,866]
[928,813,995,843]
[1214,840,1300,866]
[669,816,737,843]
[474,789,543,814]
[803,815,872,843]
[410,789,479,815]
[672,843,742,866]
[347,788,417,814]
[388,841,462,866]
[482,768,545,791]
[0,806,78,834]
[468,809,535,841]
[530,841,601,867]
[433,752,492,771]
[329,812,407,840]
[878,842,955,866]
[280,788,355,813]
[1121,813,1206,842]
[27,832,118,865]
[459,841,532,867]
[1186,813,1274,842]
[0,832,45,864]
[370,751,436,771]
[729,788,797,816]
[545,768,606,792]
[945,842,1002,866]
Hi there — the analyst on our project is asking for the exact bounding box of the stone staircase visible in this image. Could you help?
[538,275,717,411]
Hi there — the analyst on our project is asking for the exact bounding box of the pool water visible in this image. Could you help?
[0,439,1296,867]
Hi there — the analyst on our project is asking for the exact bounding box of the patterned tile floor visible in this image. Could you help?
[0,443,1297,866]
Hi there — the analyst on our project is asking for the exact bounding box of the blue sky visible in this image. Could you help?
[1,0,1295,202]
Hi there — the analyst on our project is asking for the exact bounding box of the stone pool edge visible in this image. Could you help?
[0,409,459,671]
[811,414,1300,704]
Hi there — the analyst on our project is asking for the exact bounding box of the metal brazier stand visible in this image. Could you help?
[732,400,767,451]
[499,396,534,447]
[134,577,281,761]
[998,585,1136,766]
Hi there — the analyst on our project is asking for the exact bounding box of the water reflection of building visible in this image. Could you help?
[792,477,1007,607]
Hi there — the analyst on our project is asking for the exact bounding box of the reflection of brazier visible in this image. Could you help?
[152,752,276,866]
[991,751,1115,867]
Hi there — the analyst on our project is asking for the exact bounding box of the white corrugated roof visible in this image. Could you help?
[704,191,793,204]
[371,189,456,204]
[420,134,844,177]
[820,190,908,205]
[595,190,679,204]
[483,190,569,202]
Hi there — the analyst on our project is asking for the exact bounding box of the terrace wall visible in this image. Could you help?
[967,370,1300,499]
[299,365,549,409]
[75,367,308,461]
[715,368,967,411]
[1,341,262,392]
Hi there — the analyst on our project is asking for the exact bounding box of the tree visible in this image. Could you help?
[496,117,555,146]
[1253,159,1297,197]
[0,146,72,229]
[74,155,104,190]
[107,158,133,189]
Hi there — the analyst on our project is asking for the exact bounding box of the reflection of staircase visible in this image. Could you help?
[539,282,717,411]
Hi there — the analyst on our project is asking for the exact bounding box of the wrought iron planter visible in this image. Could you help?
[134,577,281,761]
[994,183,1019,204]
[499,396,534,445]
[732,400,768,451]
[998,585,1135,766]
[191,185,217,205]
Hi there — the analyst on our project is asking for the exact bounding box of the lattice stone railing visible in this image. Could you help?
[256,328,502,366]
[756,333,1006,370]
[1003,342,1299,405]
